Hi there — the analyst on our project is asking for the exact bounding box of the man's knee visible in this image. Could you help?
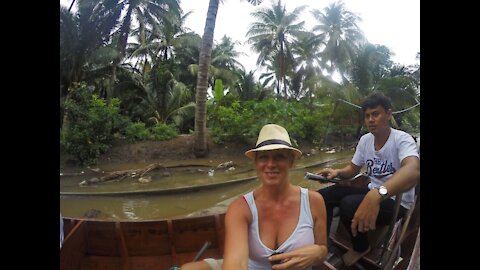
[339,197,361,221]
[318,185,336,202]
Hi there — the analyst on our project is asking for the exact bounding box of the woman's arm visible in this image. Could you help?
[222,197,251,270]
[310,191,328,264]
[296,190,329,266]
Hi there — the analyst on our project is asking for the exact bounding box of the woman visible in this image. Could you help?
[223,123,328,270]
[182,124,328,270]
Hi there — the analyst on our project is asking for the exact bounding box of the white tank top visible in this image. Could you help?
[243,187,314,270]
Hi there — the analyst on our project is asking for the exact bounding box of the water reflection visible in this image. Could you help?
[60,149,354,220]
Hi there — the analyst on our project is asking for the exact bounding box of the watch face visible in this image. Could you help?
[379,186,388,195]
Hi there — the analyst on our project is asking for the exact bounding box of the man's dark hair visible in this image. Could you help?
[361,92,392,112]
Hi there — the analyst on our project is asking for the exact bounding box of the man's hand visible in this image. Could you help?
[317,168,339,180]
[351,190,382,237]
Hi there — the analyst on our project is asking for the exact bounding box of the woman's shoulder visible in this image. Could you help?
[306,190,326,221]
[225,195,252,223]
[227,194,251,214]
[307,189,324,203]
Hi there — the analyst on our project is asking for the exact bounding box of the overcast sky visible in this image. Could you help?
[182,0,419,73]
[61,0,419,73]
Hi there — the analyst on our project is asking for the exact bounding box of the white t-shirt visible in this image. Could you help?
[352,128,419,209]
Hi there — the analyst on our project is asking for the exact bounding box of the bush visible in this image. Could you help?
[150,123,178,141]
[124,122,152,142]
[208,98,331,146]
[60,82,125,165]
[124,122,178,142]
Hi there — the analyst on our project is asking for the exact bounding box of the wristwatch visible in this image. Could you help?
[376,185,388,199]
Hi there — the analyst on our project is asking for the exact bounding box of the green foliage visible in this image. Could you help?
[213,79,224,103]
[150,123,178,140]
[208,98,330,145]
[124,122,178,142]
[60,82,125,165]
[398,110,420,134]
[124,122,152,142]
[208,100,247,144]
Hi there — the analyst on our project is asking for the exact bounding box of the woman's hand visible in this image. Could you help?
[269,244,327,270]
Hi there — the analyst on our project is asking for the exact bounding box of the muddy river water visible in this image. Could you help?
[60,149,354,221]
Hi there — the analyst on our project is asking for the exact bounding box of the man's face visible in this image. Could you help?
[364,105,392,135]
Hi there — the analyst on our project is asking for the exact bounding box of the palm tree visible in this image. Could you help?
[143,72,195,128]
[311,0,366,83]
[110,0,181,77]
[190,35,245,91]
[157,10,194,62]
[258,55,283,94]
[290,31,324,101]
[72,0,182,98]
[351,43,393,95]
[231,70,272,102]
[60,4,120,129]
[246,0,306,97]
[126,9,193,76]
[193,0,263,158]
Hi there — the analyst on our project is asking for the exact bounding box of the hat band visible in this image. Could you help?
[255,139,292,149]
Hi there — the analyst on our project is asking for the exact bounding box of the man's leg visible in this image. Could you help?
[338,194,370,266]
[339,195,407,266]
[318,185,370,237]
[340,196,408,251]
[339,194,370,252]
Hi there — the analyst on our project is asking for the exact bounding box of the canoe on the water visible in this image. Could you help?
[61,214,226,270]
[61,174,420,270]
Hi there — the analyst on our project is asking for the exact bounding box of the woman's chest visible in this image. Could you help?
[257,205,300,249]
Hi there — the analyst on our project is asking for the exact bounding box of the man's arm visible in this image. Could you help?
[319,162,362,180]
[351,156,420,236]
[381,156,420,197]
[222,197,250,270]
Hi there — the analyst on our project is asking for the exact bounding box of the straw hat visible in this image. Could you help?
[245,124,302,159]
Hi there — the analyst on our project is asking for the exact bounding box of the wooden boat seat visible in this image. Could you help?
[329,218,401,269]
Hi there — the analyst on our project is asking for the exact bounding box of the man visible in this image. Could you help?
[317,92,420,266]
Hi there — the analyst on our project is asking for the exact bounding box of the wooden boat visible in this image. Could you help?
[61,213,227,270]
[60,175,257,196]
[60,175,420,270]
[60,159,342,197]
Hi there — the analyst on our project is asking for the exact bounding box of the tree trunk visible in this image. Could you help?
[193,0,219,158]
[61,88,74,131]
[79,163,167,186]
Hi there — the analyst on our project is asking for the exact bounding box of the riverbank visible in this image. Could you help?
[60,133,356,172]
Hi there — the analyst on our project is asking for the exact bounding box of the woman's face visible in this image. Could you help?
[255,149,293,185]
